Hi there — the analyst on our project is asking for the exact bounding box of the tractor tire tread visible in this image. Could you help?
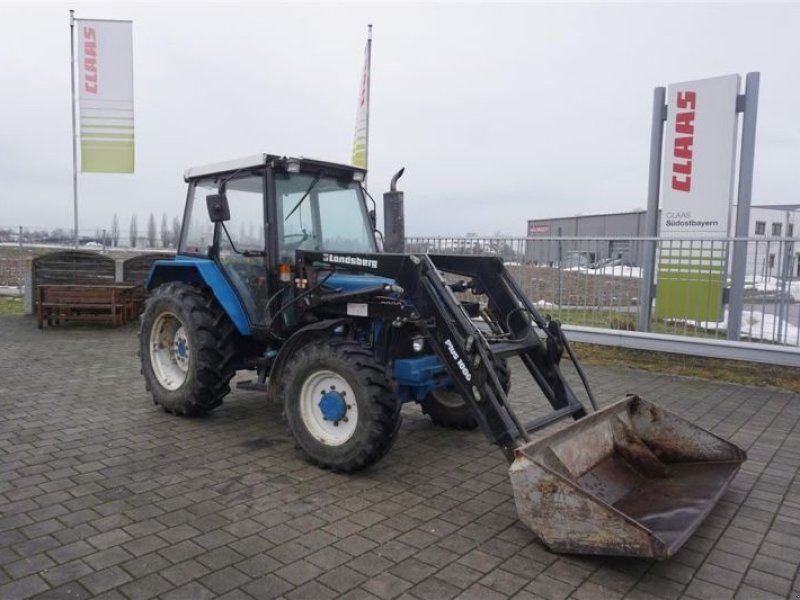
[138,282,237,416]
[281,338,400,473]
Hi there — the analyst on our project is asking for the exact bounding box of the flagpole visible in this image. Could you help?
[364,24,372,184]
[69,9,79,248]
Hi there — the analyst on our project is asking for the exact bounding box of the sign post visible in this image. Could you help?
[727,73,760,340]
[638,87,666,331]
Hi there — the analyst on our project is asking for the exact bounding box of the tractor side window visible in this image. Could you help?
[218,174,267,325]
[180,179,217,255]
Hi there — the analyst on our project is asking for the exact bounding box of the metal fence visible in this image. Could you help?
[3,232,798,351]
[406,236,800,348]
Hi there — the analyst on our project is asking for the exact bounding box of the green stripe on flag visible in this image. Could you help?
[81,140,134,173]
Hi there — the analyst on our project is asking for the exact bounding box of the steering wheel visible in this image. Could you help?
[283,230,310,252]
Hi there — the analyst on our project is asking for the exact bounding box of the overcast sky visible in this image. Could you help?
[1,1,799,237]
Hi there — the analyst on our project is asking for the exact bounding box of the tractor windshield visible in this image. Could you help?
[276,173,376,262]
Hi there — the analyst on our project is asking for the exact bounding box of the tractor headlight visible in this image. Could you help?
[411,337,425,353]
[352,171,365,182]
[286,159,301,174]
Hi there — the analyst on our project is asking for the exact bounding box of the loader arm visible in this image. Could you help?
[295,250,588,454]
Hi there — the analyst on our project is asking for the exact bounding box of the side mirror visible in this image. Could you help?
[206,193,230,223]
[369,209,377,227]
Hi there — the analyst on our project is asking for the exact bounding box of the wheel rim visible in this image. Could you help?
[430,389,466,408]
[299,369,358,446]
[149,312,190,391]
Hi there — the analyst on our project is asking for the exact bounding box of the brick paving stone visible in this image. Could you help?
[196,546,245,570]
[117,573,173,600]
[362,571,414,598]
[159,559,211,587]
[5,553,56,579]
[121,552,172,578]
[407,576,461,600]
[348,551,394,576]
[1,318,798,600]
[334,534,379,557]
[241,573,294,600]
[317,564,368,593]
[235,552,282,578]
[0,574,50,599]
[40,559,94,588]
[217,590,253,600]
[527,574,574,600]
[572,580,626,600]
[684,578,736,599]
[267,539,312,565]
[275,559,323,586]
[199,565,252,595]
[481,568,530,596]
[286,580,338,600]
[160,581,216,600]
[374,539,417,563]
[390,557,439,584]
[78,565,133,596]
[31,582,92,600]
[435,561,484,589]
[456,582,507,600]
[307,545,352,569]
[83,546,135,571]
[743,568,793,597]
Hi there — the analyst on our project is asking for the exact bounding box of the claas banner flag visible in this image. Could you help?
[76,19,134,173]
[351,25,372,169]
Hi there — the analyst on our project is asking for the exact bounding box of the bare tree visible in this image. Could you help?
[171,216,181,248]
[147,213,157,248]
[160,213,169,248]
[129,215,138,248]
[111,214,120,247]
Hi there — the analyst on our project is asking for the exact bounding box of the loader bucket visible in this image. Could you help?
[509,395,746,559]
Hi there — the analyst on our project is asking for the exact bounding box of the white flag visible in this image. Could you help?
[76,19,134,173]
[351,25,372,169]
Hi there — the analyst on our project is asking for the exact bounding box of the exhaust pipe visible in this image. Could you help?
[383,168,405,253]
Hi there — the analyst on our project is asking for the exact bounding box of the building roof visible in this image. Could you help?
[528,209,646,223]
[751,204,800,211]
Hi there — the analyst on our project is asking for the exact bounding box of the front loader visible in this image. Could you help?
[140,153,746,559]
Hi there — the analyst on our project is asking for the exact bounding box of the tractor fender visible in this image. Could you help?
[146,258,251,336]
[267,318,348,401]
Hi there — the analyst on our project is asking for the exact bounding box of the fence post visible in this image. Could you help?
[638,87,666,332]
[728,72,760,341]
[17,225,23,294]
[24,258,34,315]
[557,227,563,308]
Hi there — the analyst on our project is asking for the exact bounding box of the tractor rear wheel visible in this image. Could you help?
[422,357,511,430]
[281,339,401,472]
[139,283,237,416]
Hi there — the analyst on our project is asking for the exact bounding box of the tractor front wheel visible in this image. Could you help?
[281,339,401,472]
[139,283,237,416]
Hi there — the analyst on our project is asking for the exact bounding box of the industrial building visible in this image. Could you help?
[525,205,800,278]
[524,210,649,267]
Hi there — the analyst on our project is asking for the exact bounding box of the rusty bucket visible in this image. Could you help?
[509,395,746,559]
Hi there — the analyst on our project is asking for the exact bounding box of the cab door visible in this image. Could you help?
[216,172,269,325]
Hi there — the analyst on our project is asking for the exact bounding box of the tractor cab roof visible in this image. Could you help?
[183,153,366,181]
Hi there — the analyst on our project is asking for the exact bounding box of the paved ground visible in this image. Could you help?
[0,315,798,600]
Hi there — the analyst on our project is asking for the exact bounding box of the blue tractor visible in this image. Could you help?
[140,153,746,559]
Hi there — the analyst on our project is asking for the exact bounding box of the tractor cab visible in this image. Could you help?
[172,154,378,330]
